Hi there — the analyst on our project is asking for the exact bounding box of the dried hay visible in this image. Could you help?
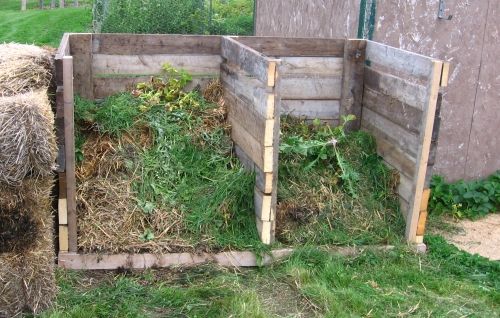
[203,79,224,104]
[0,44,53,97]
[77,176,191,254]
[0,91,57,186]
[0,177,56,317]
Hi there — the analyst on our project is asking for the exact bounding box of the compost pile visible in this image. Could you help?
[277,116,404,245]
[75,65,258,254]
[0,44,57,317]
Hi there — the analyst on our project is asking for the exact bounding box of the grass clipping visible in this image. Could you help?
[0,43,53,97]
[277,117,404,245]
[75,71,259,254]
[0,90,57,186]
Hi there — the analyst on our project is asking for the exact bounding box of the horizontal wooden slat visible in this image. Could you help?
[230,119,273,173]
[279,57,344,76]
[93,77,213,99]
[362,87,422,134]
[364,66,427,111]
[398,173,414,205]
[221,63,275,119]
[280,76,342,100]
[226,90,275,147]
[365,40,434,79]
[361,108,419,158]
[92,34,222,55]
[92,54,222,76]
[232,36,345,57]
[221,37,278,86]
[281,100,340,119]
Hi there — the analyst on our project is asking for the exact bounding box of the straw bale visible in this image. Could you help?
[0,44,53,97]
[0,91,57,186]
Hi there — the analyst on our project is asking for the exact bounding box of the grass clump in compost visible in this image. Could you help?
[75,66,262,254]
[277,116,405,246]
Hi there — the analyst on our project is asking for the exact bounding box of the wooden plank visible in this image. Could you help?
[363,66,428,111]
[281,100,340,119]
[370,128,417,179]
[420,188,431,212]
[230,119,273,173]
[362,87,422,134]
[59,226,69,252]
[92,34,222,55]
[440,62,450,87]
[69,33,93,99]
[221,63,274,119]
[279,57,344,76]
[232,36,345,57]
[254,188,274,221]
[256,218,274,245]
[63,56,77,253]
[280,76,342,100]
[55,86,66,172]
[365,40,434,79]
[226,89,275,147]
[92,54,222,76]
[93,77,213,100]
[406,61,443,243]
[398,173,413,205]
[416,211,428,236]
[340,39,366,130]
[55,33,70,59]
[59,172,67,199]
[361,108,419,158]
[221,37,279,87]
[234,145,274,194]
[58,199,68,225]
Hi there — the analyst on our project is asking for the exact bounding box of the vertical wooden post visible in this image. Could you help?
[63,56,77,253]
[21,0,27,10]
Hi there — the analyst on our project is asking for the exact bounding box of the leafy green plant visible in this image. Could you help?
[430,171,500,219]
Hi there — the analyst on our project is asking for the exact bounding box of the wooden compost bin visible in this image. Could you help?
[54,33,448,270]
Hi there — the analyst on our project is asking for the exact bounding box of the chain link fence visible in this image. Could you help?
[92,0,254,35]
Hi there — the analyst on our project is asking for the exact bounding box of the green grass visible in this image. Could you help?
[39,236,500,317]
[0,0,91,47]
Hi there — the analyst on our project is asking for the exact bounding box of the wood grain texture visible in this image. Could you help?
[233,36,345,57]
[365,40,434,79]
[221,37,278,86]
[59,226,69,252]
[55,86,66,173]
[69,33,93,99]
[92,54,222,76]
[234,145,274,194]
[58,199,68,225]
[280,76,342,100]
[92,34,222,55]
[363,66,427,111]
[63,56,77,253]
[281,100,340,119]
[279,57,344,75]
[254,188,274,221]
[340,39,366,130]
[256,218,274,245]
[362,87,422,134]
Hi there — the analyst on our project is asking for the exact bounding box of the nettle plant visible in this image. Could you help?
[430,171,500,219]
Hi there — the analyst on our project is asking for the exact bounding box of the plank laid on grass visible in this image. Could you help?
[279,57,344,76]
[93,77,213,100]
[92,34,222,55]
[363,66,427,111]
[230,119,273,173]
[92,54,222,76]
[340,39,366,130]
[280,76,342,100]
[221,37,278,87]
[220,63,274,119]
[69,33,93,99]
[225,89,275,147]
[281,100,340,119]
[232,36,345,57]
[365,40,434,79]
[361,108,420,158]
[362,87,422,134]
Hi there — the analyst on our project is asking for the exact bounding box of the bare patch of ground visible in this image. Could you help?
[441,214,500,260]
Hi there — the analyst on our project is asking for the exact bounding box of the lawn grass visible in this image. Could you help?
[0,0,91,47]
[39,236,499,317]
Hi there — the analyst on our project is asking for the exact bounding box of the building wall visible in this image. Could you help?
[255,0,500,181]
